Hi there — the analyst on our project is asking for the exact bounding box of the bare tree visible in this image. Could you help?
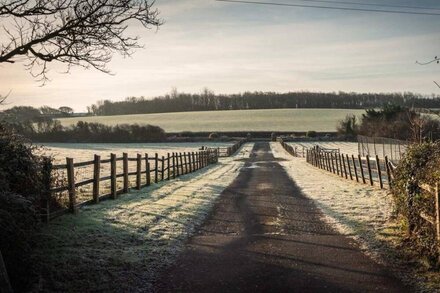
[0,0,162,84]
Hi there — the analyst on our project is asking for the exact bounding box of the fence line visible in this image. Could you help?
[304,147,393,190]
[280,140,440,261]
[41,149,219,221]
[357,135,408,162]
[41,140,247,221]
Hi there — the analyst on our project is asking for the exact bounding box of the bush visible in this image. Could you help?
[392,142,440,265]
[0,124,45,291]
[209,132,219,140]
[306,131,317,138]
[0,192,39,292]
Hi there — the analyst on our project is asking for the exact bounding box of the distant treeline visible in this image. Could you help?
[87,89,440,116]
[29,122,166,143]
[0,107,166,142]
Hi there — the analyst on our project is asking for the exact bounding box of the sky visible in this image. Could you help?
[1,0,440,111]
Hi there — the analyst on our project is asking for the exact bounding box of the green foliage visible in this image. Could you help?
[0,123,47,291]
[0,124,43,196]
[306,131,317,138]
[392,142,440,265]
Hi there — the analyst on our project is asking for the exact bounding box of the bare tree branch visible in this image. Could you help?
[0,0,162,84]
[416,55,439,65]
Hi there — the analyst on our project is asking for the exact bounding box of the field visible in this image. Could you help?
[57,109,365,132]
[38,142,234,164]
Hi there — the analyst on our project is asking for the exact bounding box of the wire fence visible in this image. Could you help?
[357,135,409,162]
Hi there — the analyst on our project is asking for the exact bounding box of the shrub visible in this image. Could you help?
[306,131,317,138]
[0,192,39,292]
[0,123,45,291]
[392,142,440,265]
[209,132,219,140]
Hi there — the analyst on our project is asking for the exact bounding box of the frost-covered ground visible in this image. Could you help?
[271,142,438,291]
[34,143,253,292]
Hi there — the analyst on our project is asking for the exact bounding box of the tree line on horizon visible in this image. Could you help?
[86,89,440,116]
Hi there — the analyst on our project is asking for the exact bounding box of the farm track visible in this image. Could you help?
[154,142,409,292]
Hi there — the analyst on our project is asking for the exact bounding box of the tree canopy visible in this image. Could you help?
[0,0,162,83]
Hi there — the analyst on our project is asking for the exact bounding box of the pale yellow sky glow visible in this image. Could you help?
[1,0,439,111]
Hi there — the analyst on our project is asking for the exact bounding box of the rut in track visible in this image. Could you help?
[154,142,409,293]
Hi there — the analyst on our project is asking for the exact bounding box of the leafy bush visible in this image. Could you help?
[306,131,317,138]
[392,142,440,265]
[0,124,45,291]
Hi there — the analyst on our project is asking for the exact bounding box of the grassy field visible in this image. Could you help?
[38,142,234,163]
[58,109,366,132]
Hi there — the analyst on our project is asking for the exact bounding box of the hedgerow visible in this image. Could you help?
[0,123,47,291]
[392,142,440,266]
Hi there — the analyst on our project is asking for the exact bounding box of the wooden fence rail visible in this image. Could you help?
[42,149,220,220]
[41,139,248,221]
[305,148,392,190]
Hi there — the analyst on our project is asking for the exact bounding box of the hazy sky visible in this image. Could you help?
[1,0,440,111]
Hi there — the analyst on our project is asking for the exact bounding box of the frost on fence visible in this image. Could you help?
[357,135,408,162]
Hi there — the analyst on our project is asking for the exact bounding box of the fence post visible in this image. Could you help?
[192,152,196,171]
[66,157,77,213]
[184,152,188,173]
[161,156,165,181]
[385,156,392,189]
[41,157,52,222]
[110,153,117,199]
[93,154,101,204]
[136,154,142,190]
[145,154,151,186]
[338,154,344,178]
[0,250,12,293]
[180,153,184,173]
[358,155,366,184]
[366,155,373,186]
[335,153,339,176]
[167,153,171,180]
[188,152,192,173]
[435,183,440,262]
[123,153,129,193]
[352,155,359,182]
[342,154,348,179]
[346,154,353,180]
[172,153,176,178]
[154,153,158,183]
[376,155,383,189]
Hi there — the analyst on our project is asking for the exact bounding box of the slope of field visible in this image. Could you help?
[58,109,365,132]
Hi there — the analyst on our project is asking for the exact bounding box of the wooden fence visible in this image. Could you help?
[41,149,219,221]
[216,138,248,157]
[305,147,394,189]
[280,140,440,261]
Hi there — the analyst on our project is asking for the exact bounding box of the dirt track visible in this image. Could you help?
[154,142,409,292]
